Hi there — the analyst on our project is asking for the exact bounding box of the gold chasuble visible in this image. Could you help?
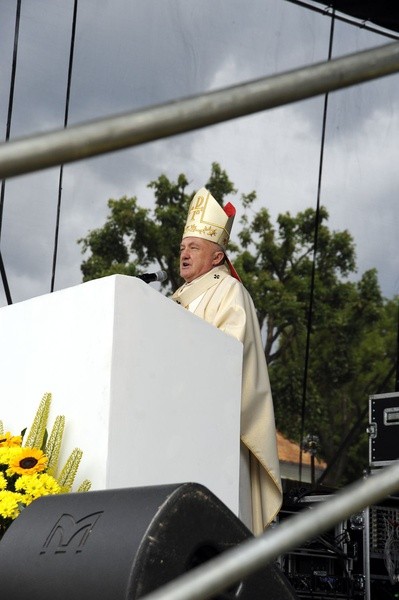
[172,264,282,534]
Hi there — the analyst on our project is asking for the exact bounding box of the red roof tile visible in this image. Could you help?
[277,431,326,467]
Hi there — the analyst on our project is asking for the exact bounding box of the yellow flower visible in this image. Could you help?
[15,473,61,502]
[0,446,20,466]
[0,472,7,490]
[0,490,25,519]
[0,432,22,448]
[7,447,47,476]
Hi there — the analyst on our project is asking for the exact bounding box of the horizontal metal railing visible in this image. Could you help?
[142,462,399,600]
[0,41,399,179]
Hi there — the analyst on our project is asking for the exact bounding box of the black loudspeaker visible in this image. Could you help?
[0,482,297,600]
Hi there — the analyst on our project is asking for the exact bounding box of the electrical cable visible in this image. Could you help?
[50,0,79,293]
[0,0,22,305]
[298,7,336,481]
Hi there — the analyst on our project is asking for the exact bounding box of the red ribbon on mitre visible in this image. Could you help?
[223,202,241,282]
[223,202,236,218]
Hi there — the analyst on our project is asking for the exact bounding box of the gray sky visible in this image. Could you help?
[0,0,398,307]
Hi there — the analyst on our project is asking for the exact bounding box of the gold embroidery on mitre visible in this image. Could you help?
[188,193,205,221]
[182,187,234,250]
[184,224,218,238]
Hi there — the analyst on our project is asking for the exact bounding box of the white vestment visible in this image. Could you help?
[172,264,282,534]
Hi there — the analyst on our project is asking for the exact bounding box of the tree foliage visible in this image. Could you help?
[78,163,398,487]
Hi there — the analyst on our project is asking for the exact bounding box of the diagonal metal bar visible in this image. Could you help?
[0,42,399,179]
[142,462,399,600]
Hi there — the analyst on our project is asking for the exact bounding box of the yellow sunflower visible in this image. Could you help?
[0,432,22,448]
[7,447,47,476]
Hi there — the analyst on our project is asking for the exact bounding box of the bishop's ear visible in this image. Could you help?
[212,251,225,266]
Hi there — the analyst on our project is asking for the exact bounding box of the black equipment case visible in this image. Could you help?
[369,392,399,467]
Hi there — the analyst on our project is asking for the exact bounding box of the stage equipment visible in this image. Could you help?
[277,490,365,599]
[0,482,297,600]
[363,493,399,598]
[368,392,399,467]
[278,475,399,599]
[366,392,399,597]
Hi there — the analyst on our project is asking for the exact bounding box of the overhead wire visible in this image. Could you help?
[0,0,22,305]
[50,0,79,293]
[298,7,336,480]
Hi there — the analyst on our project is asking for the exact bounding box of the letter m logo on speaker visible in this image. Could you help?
[40,511,103,554]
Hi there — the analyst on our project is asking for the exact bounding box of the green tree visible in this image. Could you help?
[78,164,397,486]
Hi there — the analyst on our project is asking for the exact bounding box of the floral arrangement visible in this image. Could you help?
[0,392,91,538]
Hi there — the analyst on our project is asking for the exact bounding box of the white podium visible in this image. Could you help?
[0,275,243,515]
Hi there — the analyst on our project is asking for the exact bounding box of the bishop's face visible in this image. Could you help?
[179,236,224,283]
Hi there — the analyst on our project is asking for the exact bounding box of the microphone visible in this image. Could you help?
[136,270,167,284]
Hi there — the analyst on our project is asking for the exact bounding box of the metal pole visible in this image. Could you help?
[0,42,399,179]
[141,462,399,600]
[363,507,371,600]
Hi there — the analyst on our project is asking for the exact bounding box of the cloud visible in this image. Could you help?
[0,0,398,307]
[322,102,399,297]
